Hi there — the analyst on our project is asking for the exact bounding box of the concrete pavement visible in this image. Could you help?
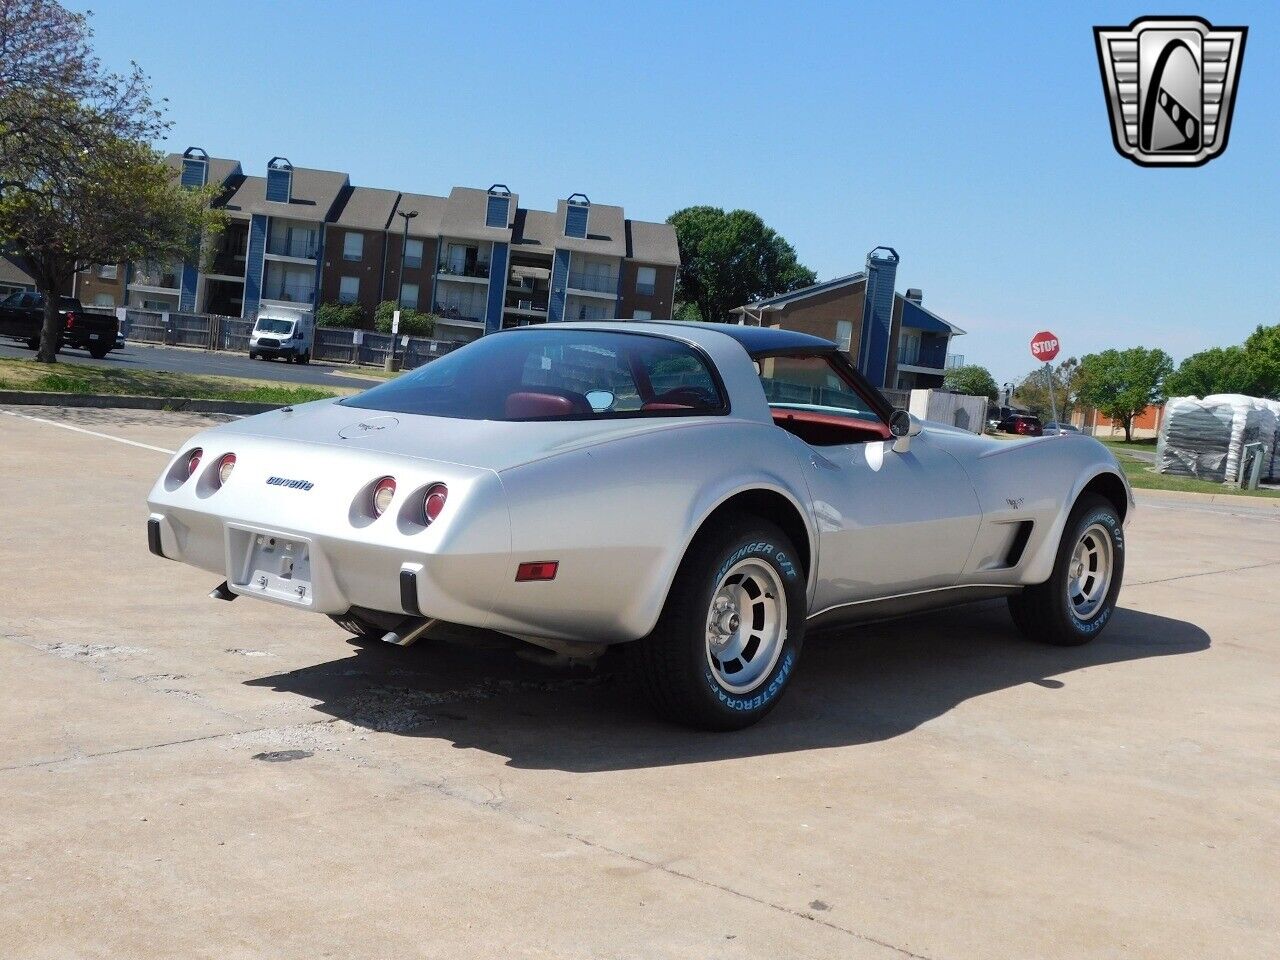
[1,406,1277,959]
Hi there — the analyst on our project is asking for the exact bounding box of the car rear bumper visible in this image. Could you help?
[147,508,503,626]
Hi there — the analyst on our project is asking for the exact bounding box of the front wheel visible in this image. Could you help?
[1008,493,1124,646]
[26,337,39,351]
[626,515,807,730]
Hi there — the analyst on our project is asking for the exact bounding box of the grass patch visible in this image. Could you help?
[0,357,349,405]
[1107,444,1279,498]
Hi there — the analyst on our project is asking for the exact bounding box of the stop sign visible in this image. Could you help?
[1030,330,1060,363]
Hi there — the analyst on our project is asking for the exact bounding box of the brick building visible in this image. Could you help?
[74,148,680,343]
[732,247,965,391]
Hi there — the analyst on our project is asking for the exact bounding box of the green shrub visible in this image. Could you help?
[373,300,437,337]
[315,301,368,329]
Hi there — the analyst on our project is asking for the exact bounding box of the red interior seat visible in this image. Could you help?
[505,391,587,418]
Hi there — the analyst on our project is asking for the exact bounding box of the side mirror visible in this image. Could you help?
[889,409,922,453]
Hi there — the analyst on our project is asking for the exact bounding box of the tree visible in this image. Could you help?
[0,137,221,361]
[1163,324,1280,399]
[1241,323,1280,397]
[1164,346,1255,398]
[942,363,998,400]
[315,301,367,329]
[667,206,816,322]
[0,0,163,202]
[1077,347,1173,442]
[0,0,216,363]
[373,300,436,337]
[1014,356,1081,421]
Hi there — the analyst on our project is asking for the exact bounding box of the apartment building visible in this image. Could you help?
[732,247,965,391]
[76,148,680,342]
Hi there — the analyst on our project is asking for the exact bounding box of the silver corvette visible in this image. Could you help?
[147,322,1133,729]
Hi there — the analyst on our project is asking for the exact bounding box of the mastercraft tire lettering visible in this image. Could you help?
[627,515,807,730]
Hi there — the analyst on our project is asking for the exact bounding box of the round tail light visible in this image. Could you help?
[185,448,203,480]
[372,477,396,517]
[423,483,448,524]
[217,453,236,486]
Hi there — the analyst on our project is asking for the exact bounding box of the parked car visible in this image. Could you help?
[148,322,1132,730]
[0,290,118,358]
[998,413,1044,436]
[249,313,314,363]
[1043,421,1081,435]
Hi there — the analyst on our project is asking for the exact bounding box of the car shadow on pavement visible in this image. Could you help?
[244,600,1209,772]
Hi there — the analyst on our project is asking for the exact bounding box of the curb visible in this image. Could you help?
[0,390,280,416]
[1133,487,1280,511]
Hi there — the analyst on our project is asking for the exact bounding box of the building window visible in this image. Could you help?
[98,263,118,280]
[343,232,363,261]
[339,276,360,304]
[404,238,423,269]
[633,309,652,321]
[93,293,115,307]
[635,265,656,296]
[400,282,419,310]
[565,204,588,239]
[485,195,509,228]
[835,320,853,352]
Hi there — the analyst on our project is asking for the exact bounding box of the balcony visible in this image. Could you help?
[506,298,549,316]
[266,234,320,260]
[130,266,179,290]
[567,271,618,295]
[261,279,315,304]
[897,335,948,370]
[437,261,490,280]
[433,301,484,324]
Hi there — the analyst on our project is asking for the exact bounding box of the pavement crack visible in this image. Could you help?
[0,719,341,773]
[399,773,940,959]
[1130,558,1280,587]
[559,830,942,960]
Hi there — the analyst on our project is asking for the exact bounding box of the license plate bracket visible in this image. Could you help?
[229,528,314,606]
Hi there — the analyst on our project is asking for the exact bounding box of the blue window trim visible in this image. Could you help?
[485,195,509,228]
[564,204,588,239]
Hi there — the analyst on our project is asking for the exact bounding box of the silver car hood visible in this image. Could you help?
[213,398,727,473]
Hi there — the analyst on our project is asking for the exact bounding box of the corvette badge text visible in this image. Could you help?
[267,477,315,491]
[1094,16,1247,167]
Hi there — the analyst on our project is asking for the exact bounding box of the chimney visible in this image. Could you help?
[859,246,900,388]
[905,288,923,305]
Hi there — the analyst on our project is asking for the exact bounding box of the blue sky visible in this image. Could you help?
[83,1,1277,383]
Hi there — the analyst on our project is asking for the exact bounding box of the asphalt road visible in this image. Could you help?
[2,405,1277,959]
[0,339,381,391]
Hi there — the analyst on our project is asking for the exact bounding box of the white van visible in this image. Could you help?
[248,311,314,364]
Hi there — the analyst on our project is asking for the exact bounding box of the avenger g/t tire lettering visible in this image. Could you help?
[627,515,806,730]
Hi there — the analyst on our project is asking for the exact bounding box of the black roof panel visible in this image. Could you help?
[642,321,837,356]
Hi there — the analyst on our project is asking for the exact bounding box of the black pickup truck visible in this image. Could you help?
[0,290,119,358]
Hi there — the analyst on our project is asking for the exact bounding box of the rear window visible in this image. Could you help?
[341,329,726,421]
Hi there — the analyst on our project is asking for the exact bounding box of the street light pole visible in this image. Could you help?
[391,209,418,370]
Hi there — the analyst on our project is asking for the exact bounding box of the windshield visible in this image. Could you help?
[341,329,726,421]
[255,317,294,335]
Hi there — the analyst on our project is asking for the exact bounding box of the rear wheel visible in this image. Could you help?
[1008,494,1124,646]
[88,344,109,359]
[26,337,39,350]
[626,515,806,730]
[298,350,310,365]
